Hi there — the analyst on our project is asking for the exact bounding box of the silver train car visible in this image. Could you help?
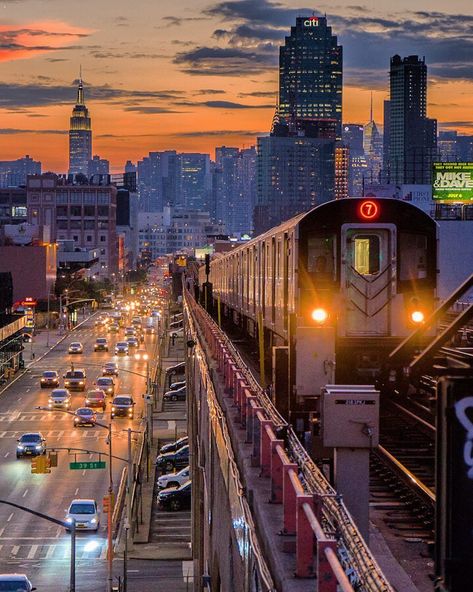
[199,198,437,414]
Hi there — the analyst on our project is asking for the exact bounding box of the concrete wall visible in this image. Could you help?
[0,245,56,302]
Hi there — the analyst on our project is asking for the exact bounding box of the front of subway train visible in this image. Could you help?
[296,197,437,394]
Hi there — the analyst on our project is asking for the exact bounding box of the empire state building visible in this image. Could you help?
[69,75,92,176]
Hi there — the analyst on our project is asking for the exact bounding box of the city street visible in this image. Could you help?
[0,315,157,590]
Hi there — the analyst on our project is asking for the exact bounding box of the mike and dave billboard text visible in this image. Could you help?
[433,162,473,201]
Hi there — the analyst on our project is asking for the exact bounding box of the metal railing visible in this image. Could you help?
[186,289,394,592]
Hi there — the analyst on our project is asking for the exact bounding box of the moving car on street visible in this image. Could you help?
[64,369,86,391]
[108,323,120,333]
[157,465,190,489]
[74,407,97,427]
[115,342,129,356]
[126,336,139,349]
[156,445,189,472]
[84,389,106,411]
[68,342,83,354]
[102,362,119,376]
[95,376,115,396]
[110,395,135,419]
[158,480,192,511]
[39,370,59,388]
[16,433,46,458]
[94,338,109,352]
[48,388,72,409]
[0,574,36,591]
[65,499,100,532]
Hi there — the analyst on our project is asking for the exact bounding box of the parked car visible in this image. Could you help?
[74,407,97,427]
[157,465,190,490]
[115,342,129,356]
[163,386,186,402]
[169,380,186,391]
[102,362,119,376]
[16,432,46,458]
[94,338,109,352]
[84,389,106,411]
[159,436,188,455]
[95,376,115,396]
[156,445,190,472]
[65,499,100,532]
[111,395,135,419]
[39,370,59,388]
[164,362,185,390]
[63,369,87,391]
[68,342,83,354]
[158,480,192,511]
[0,574,36,591]
[48,388,72,409]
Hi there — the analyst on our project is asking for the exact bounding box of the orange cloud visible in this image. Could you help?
[0,20,94,62]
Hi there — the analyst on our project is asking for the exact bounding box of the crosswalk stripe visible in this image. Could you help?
[27,544,38,559]
[46,545,56,559]
[11,545,19,556]
[99,542,108,559]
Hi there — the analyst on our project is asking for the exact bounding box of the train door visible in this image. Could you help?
[341,224,396,336]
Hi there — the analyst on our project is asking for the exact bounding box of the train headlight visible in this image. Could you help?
[311,308,329,324]
[410,310,425,324]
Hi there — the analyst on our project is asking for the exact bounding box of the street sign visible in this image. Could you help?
[69,461,106,470]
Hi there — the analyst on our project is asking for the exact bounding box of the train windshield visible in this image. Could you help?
[307,235,335,280]
[353,235,380,275]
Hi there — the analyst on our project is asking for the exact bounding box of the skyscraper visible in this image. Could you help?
[363,94,383,184]
[389,55,437,185]
[278,16,343,139]
[69,74,92,176]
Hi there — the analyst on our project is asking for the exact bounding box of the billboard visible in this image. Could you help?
[433,162,473,201]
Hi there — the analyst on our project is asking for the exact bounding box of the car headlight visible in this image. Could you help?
[111,407,115,411]
[90,518,97,524]
[17,445,24,450]
[79,381,84,385]
[65,381,70,385]
[108,388,112,392]
[41,378,45,382]
[85,399,90,404]
[66,517,73,524]
[35,445,42,450]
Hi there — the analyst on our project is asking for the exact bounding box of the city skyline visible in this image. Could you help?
[1,0,473,171]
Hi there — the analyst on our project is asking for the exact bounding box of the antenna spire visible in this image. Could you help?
[77,66,84,105]
[370,91,373,122]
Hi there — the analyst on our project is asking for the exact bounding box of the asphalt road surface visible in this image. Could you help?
[0,316,161,591]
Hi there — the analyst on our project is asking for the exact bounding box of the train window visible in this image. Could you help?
[399,233,427,280]
[353,235,380,275]
[307,236,335,280]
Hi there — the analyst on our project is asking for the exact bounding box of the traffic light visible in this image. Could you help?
[31,455,51,474]
[48,452,58,468]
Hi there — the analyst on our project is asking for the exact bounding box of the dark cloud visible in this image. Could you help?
[198,2,473,85]
[90,50,167,59]
[439,121,473,128]
[175,130,261,137]
[201,100,272,109]
[238,91,277,98]
[194,89,226,95]
[123,106,187,114]
[114,17,129,27]
[174,45,276,76]
[0,128,67,135]
[0,82,186,109]
[160,15,210,27]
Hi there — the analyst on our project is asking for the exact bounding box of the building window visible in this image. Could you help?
[100,235,106,242]
[84,220,95,229]
[70,220,81,229]
[97,193,110,205]
[56,192,68,203]
[100,248,106,255]
[97,206,109,217]
[83,191,96,204]
[86,235,92,242]
[56,206,68,217]
[57,220,68,230]
[70,206,81,217]
[73,235,79,241]
[70,193,82,204]
[84,206,95,217]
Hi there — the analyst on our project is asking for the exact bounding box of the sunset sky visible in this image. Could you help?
[1,0,473,172]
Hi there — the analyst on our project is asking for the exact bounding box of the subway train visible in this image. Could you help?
[198,198,437,415]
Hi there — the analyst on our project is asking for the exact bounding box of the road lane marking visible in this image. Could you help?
[82,470,86,476]
[27,545,38,559]
[22,490,28,498]
[4,452,9,458]
[74,488,79,495]
[46,545,56,559]
[7,513,13,522]
[0,528,4,537]
[11,545,19,556]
